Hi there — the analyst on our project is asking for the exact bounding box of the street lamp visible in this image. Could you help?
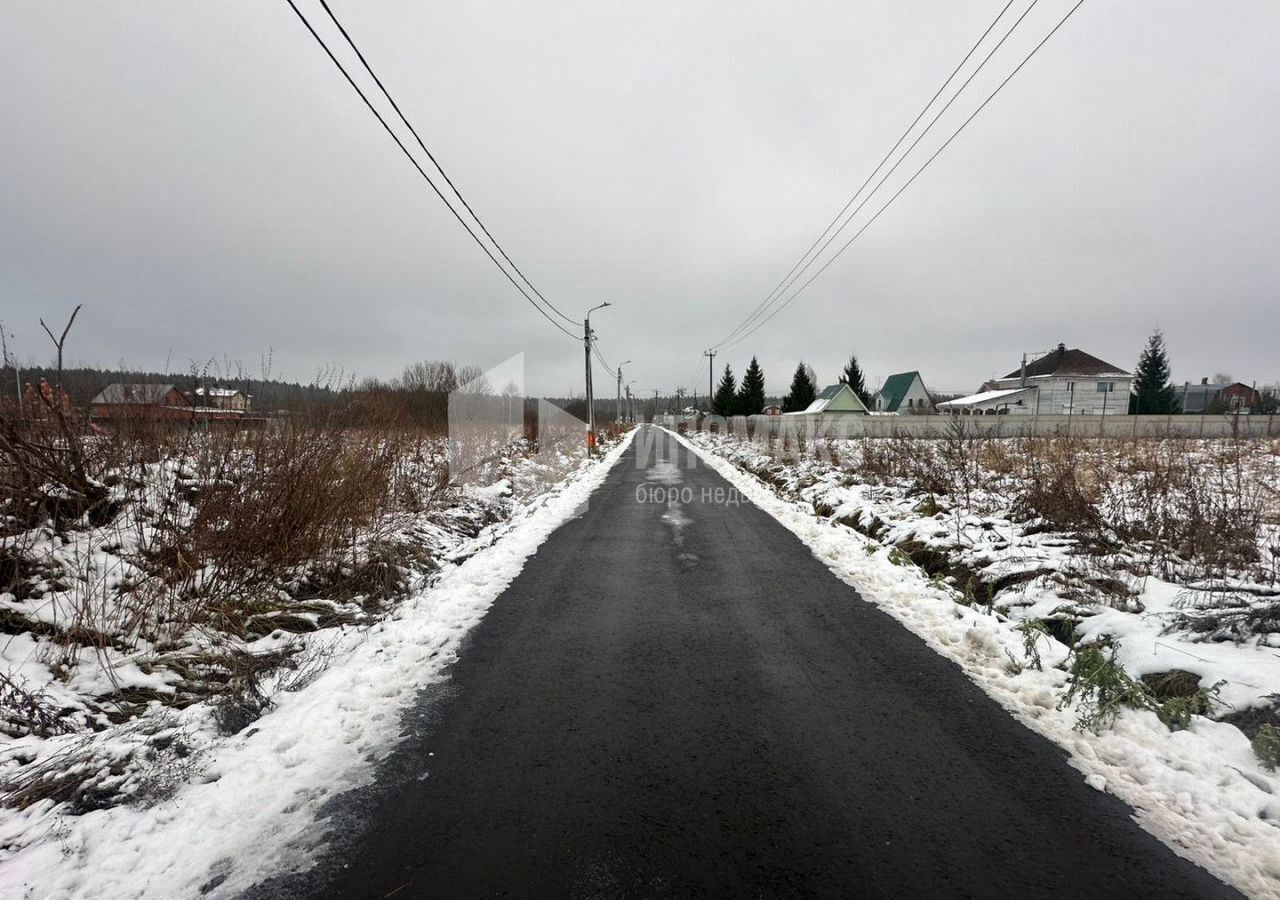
[584,302,611,453]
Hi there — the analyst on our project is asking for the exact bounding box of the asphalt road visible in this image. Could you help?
[250,425,1240,899]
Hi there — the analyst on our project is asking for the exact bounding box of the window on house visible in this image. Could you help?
[1096,381,1113,393]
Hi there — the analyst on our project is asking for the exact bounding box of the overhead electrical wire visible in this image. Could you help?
[712,0,1020,351]
[314,0,580,328]
[719,0,1085,351]
[591,341,617,380]
[734,0,1043,337]
[681,360,705,398]
[283,0,580,340]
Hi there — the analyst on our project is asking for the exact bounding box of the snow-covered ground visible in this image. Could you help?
[0,431,632,900]
[674,426,1280,899]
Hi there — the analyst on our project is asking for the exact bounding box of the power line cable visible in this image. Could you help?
[591,341,617,379]
[283,0,579,339]
[721,0,1084,351]
[315,0,580,327]
[713,0,1019,351]
[716,0,1044,350]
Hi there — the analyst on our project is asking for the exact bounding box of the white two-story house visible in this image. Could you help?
[938,344,1132,415]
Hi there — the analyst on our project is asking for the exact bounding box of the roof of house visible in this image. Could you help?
[1003,344,1129,380]
[799,383,870,414]
[877,371,923,412]
[937,387,1037,408]
[1181,382,1221,396]
[90,383,181,405]
[1217,382,1257,395]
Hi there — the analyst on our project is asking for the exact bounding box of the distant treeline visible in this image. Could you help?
[1,361,773,431]
[0,365,337,413]
[0,362,636,433]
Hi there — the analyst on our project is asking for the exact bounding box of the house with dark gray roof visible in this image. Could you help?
[90,383,191,420]
[1179,379,1263,414]
[939,344,1132,416]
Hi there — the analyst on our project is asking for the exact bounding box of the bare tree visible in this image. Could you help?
[39,304,81,393]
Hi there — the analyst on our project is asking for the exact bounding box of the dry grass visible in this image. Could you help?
[737,427,1279,618]
[0,380,526,740]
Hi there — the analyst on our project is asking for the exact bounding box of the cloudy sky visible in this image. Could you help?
[3,1,1277,397]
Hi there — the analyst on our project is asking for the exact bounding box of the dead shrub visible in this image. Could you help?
[0,716,199,812]
[0,670,71,738]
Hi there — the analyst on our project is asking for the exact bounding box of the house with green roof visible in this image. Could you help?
[873,371,934,414]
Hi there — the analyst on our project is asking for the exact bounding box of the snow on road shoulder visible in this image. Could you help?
[669,428,1280,900]
[0,431,634,900]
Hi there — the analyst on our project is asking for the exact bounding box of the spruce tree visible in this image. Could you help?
[1130,329,1178,414]
[839,352,871,407]
[712,364,738,416]
[782,361,818,412]
[736,356,766,416]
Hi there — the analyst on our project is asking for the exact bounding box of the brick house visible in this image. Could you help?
[90,384,191,420]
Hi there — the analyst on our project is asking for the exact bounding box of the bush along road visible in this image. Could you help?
[248,425,1242,900]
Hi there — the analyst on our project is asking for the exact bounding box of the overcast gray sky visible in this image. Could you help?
[3,1,1277,397]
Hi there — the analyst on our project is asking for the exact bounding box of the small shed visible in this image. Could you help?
[762,404,782,416]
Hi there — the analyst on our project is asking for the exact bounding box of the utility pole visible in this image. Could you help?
[650,389,659,423]
[0,322,20,416]
[675,387,685,415]
[584,302,610,454]
[615,359,631,426]
[704,349,716,410]
[583,318,593,450]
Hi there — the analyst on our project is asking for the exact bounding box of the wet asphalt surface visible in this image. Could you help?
[246,425,1240,899]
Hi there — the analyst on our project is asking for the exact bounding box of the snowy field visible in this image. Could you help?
[676,426,1280,899]
[0,427,631,899]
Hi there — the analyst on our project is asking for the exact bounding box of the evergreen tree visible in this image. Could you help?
[712,364,738,416]
[1130,329,1178,414]
[782,361,818,412]
[839,352,871,407]
[736,356,767,416]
